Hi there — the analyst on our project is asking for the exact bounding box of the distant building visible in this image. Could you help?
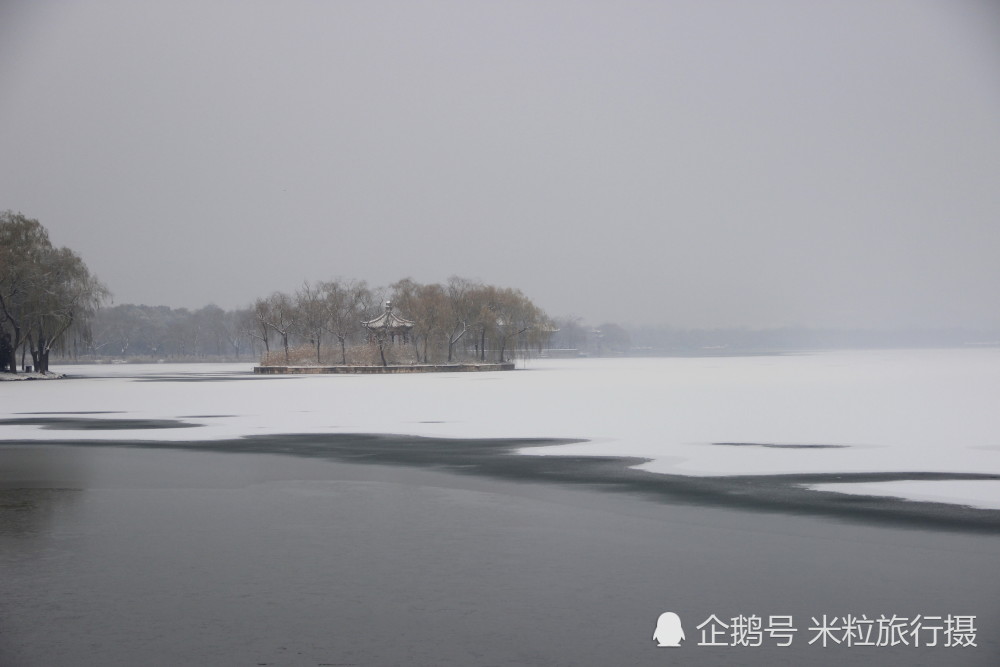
[361,301,415,345]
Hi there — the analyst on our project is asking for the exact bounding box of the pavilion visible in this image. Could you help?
[361,301,415,345]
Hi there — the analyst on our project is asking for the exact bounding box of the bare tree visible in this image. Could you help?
[239,307,269,359]
[251,298,273,356]
[487,287,542,363]
[320,279,370,365]
[295,282,329,363]
[389,278,422,360]
[193,305,228,357]
[357,285,396,367]
[445,276,481,362]
[221,308,252,360]
[260,292,297,364]
[411,283,450,363]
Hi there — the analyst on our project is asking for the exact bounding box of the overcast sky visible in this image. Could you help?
[2,1,998,329]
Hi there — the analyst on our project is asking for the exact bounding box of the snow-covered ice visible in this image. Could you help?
[806,480,1000,511]
[2,348,999,509]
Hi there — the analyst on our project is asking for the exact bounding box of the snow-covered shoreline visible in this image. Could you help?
[0,371,65,381]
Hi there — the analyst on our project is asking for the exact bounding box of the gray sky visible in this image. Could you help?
[2,0,999,329]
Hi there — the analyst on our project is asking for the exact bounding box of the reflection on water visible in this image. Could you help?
[0,488,82,540]
[1,445,999,667]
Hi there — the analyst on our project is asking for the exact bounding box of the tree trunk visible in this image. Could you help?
[339,336,346,365]
[447,323,466,363]
[379,326,390,367]
[1,330,14,373]
[0,300,21,373]
[3,337,14,373]
[28,332,39,371]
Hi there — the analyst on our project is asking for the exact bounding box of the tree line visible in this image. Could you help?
[3,213,555,371]
[82,278,553,366]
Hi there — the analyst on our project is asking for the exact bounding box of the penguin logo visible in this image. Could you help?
[652,612,685,647]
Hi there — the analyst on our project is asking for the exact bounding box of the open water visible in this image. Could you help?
[1,442,998,666]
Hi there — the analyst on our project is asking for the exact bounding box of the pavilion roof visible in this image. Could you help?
[362,302,415,331]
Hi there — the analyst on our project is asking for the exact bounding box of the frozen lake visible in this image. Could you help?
[2,350,999,665]
[4,349,1000,509]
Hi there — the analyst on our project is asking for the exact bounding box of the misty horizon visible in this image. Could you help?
[2,1,999,330]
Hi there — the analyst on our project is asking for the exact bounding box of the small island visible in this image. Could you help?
[252,283,553,374]
[253,362,514,375]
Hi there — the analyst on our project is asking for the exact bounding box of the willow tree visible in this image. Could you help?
[295,282,328,364]
[255,292,297,364]
[486,287,548,363]
[445,276,479,362]
[0,212,107,373]
[390,279,452,363]
[411,283,450,363]
[320,279,371,365]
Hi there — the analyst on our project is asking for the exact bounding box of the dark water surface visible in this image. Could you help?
[1,443,998,666]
